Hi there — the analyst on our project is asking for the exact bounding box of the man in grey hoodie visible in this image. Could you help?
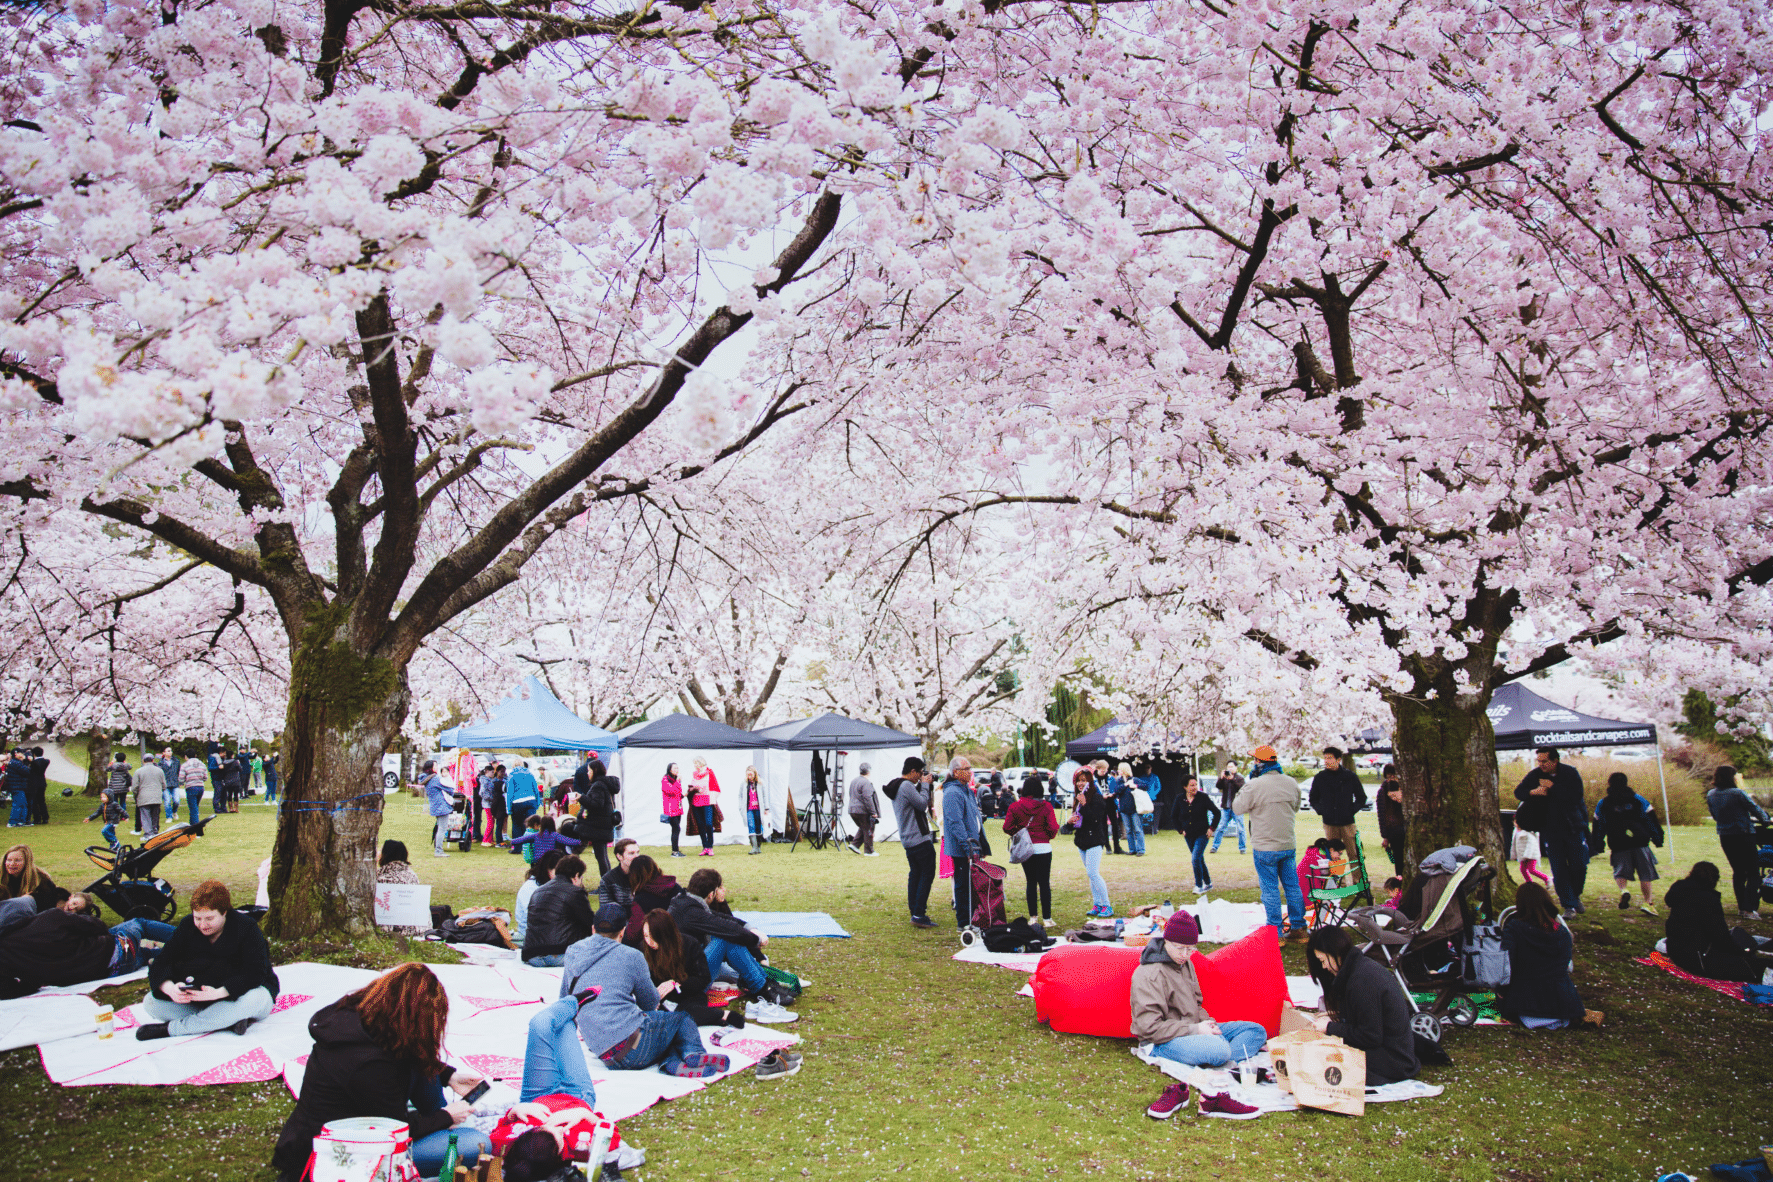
[884,757,935,927]
[846,763,879,856]
[559,904,727,1079]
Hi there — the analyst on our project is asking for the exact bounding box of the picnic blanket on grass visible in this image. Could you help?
[953,945,1049,973]
[1636,950,1769,1005]
[730,911,849,937]
[33,960,798,1121]
[1131,1044,1445,1112]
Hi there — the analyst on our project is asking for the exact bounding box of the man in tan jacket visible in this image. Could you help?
[1232,744,1307,941]
[1129,911,1263,1119]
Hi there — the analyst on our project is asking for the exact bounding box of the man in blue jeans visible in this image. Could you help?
[667,868,798,1024]
[1233,744,1307,941]
[560,904,728,1079]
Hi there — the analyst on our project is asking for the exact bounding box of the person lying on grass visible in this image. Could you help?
[1304,925,1424,1079]
[138,878,278,1040]
[272,963,490,1181]
[668,867,798,1025]
[1129,911,1262,1121]
[560,903,729,1079]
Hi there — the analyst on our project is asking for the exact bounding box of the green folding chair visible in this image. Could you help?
[1309,830,1374,929]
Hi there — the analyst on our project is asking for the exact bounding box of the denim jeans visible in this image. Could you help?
[604,1008,704,1073]
[704,936,768,993]
[1123,812,1146,854]
[1211,809,1246,852]
[163,788,179,821]
[1541,833,1588,911]
[1079,845,1110,910]
[7,790,28,826]
[522,997,597,1105]
[747,808,762,836]
[100,822,118,847]
[696,804,716,850]
[1188,834,1211,888]
[109,918,178,974]
[905,841,936,919]
[263,777,277,804]
[1150,1020,1268,1068]
[408,1072,491,1175]
[143,985,274,1035]
[1252,849,1305,932]
[525,953,566,968]
[186,788,204,823]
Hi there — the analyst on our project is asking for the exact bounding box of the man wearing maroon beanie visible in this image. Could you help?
[1128,910,1262,1120]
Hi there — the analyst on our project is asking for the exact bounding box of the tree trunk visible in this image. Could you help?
[263,606,410,940]
[83,728,112,796]
[1387,688,1514,902]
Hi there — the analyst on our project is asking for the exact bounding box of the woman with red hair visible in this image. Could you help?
[272,963,491,1181]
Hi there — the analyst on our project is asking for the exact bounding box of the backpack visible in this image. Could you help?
[981,917,1051,954]
[1008,826,1035,865]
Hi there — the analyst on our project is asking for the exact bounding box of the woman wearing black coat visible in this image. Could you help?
[1499,882,1601,1029]
[627,907,744,1029]
[1305,926,1419,1085]
[1664,862,1769,982]
[1072,772,1113,918]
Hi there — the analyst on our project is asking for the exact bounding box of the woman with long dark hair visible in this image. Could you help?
[1073,769,1113,918]
[1707,765,1770,918]
[1499,881,1602,1029]
[661,762,686,857]
[1178,776,1222,894]
[1664,861,1772,982]
[1003,780,1059,926]
[630,908,745,1028]
[1304,925,1419,1083]
[272,963,490,1180]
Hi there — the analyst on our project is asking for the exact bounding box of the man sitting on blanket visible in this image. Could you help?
[1128,911,1262,1121]
[138,878,279,1040]
[560,903,729,1079]
[668,868,798,1025]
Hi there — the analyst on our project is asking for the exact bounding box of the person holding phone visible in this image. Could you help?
[137,879,277,1039]
[272,963,491,1182]
[629,907,745,1028]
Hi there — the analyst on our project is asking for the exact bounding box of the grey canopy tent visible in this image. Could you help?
[1365,681,1671,850]
[617,715,774,848]
[751,713,923,844]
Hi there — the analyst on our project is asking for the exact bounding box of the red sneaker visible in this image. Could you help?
[1199,1091,1261,1119]
[1145,1082,1189,1119]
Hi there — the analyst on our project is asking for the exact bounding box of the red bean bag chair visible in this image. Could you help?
[1032,928,1288,1038]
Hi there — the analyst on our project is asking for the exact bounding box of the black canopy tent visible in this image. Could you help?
[750,713,923,848]
[1064,718,1196,830]
[619,714,762,748]
[1365,681,1671,850]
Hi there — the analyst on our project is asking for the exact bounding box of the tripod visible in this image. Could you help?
[797,790,843,850]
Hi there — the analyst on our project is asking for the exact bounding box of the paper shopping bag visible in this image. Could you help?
[1265,1028,1335,1094]
[1291,1039,1367,1116]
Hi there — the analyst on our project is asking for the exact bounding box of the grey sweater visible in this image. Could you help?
[887,777,933,849]
[559,934,659,1058]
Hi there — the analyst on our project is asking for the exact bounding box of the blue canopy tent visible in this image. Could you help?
[438,676,618,753]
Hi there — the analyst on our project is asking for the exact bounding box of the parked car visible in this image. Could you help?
[1609,746,1657,762]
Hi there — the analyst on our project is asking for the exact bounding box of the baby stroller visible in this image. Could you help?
[445,792,473,852]
[1347,853,1495,1041]
[82,812,221,922]
[1757,819,1773,907]
[958,858,1008,945]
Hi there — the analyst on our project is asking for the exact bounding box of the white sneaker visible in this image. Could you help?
[843,842,861,855]
[744,999,799,1024]
[862,851,879,857]
[1193,884,1208,894]
[433,851,451,857]
[1041,918,1057,928]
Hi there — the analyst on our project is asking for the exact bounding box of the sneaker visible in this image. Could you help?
[1040,918,1056,928]
[862,851,879,857]
[780,1047,804,1066]
[671,851,686,858]
[1282,927,1310,943]
[1146,1082,1190,1119]
[665,1057,724,1079]
[1639,905,1657,916]
[744,999,798,1025]
[1193,884,1208,894]
[700,849,713,856]
[843,842,861,855]
[1572,900,1586,914]
[135,1023,171,1042]
[910,916,937,928]
[755,1050,802,1080]
[433,851,451,857]
[1199,1091,1261,1119]
[1619,892,1631,911]
[680,1051,731,1073]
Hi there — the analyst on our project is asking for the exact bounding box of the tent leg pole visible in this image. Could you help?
[1654,738,1673,861]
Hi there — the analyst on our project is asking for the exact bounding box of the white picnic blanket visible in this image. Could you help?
[33,960,798,1121]
[951,945,1049,973]
[1176,899,1272,944]
[1131,1044,1445,1111]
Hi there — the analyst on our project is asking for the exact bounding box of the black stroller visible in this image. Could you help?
[82,812,221,921]
[1757,819,1773,907]
[1347,854,1496,1040]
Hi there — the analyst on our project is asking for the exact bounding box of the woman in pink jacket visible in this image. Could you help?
[660,763,685,859]
[689,758,719,856]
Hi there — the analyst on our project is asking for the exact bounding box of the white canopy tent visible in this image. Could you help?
[615,715,773,849]
[751,713,924,845]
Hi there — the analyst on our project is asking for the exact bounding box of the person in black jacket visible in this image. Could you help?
[523,855,595,967]
[1308,747,1368,849]
[1179,776,1222,894]
[1664,862,1771,982]
[575,756,618,877]
[628,907,745,1029]
[1498,881,1601,1028]
[138,879,278,1038]
[1375,767,1407,875]
[667,869,795,1020]
[1305,926,1419,1084]
[1513,747,1589,914]
[0,904,115,997]
[1590,773,1664,915]
[271,963,489,1181]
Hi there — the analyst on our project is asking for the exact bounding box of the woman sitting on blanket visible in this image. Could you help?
[1664,861,1773,983]
[375,840,426,939]
[622,855,683,938]
[138,879,279,1040]
[1497,881,1603,1030]
[273,963,492,1181]
[0,844,56,909]
[1128,911,1263,1120]
[628,907,745,1029]
[1305,925,1423,1081]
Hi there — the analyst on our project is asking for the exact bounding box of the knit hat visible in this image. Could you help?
[593,903,629,933]
[1249,744,1278,762]
[1163,911,1200,945]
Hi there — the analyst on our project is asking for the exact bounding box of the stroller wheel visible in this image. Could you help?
[959,927,979,948]
[1410,1011,1443,1043]
[1447,996,1479,1027]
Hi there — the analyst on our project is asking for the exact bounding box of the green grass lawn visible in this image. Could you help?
[3,787,1770,1181]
